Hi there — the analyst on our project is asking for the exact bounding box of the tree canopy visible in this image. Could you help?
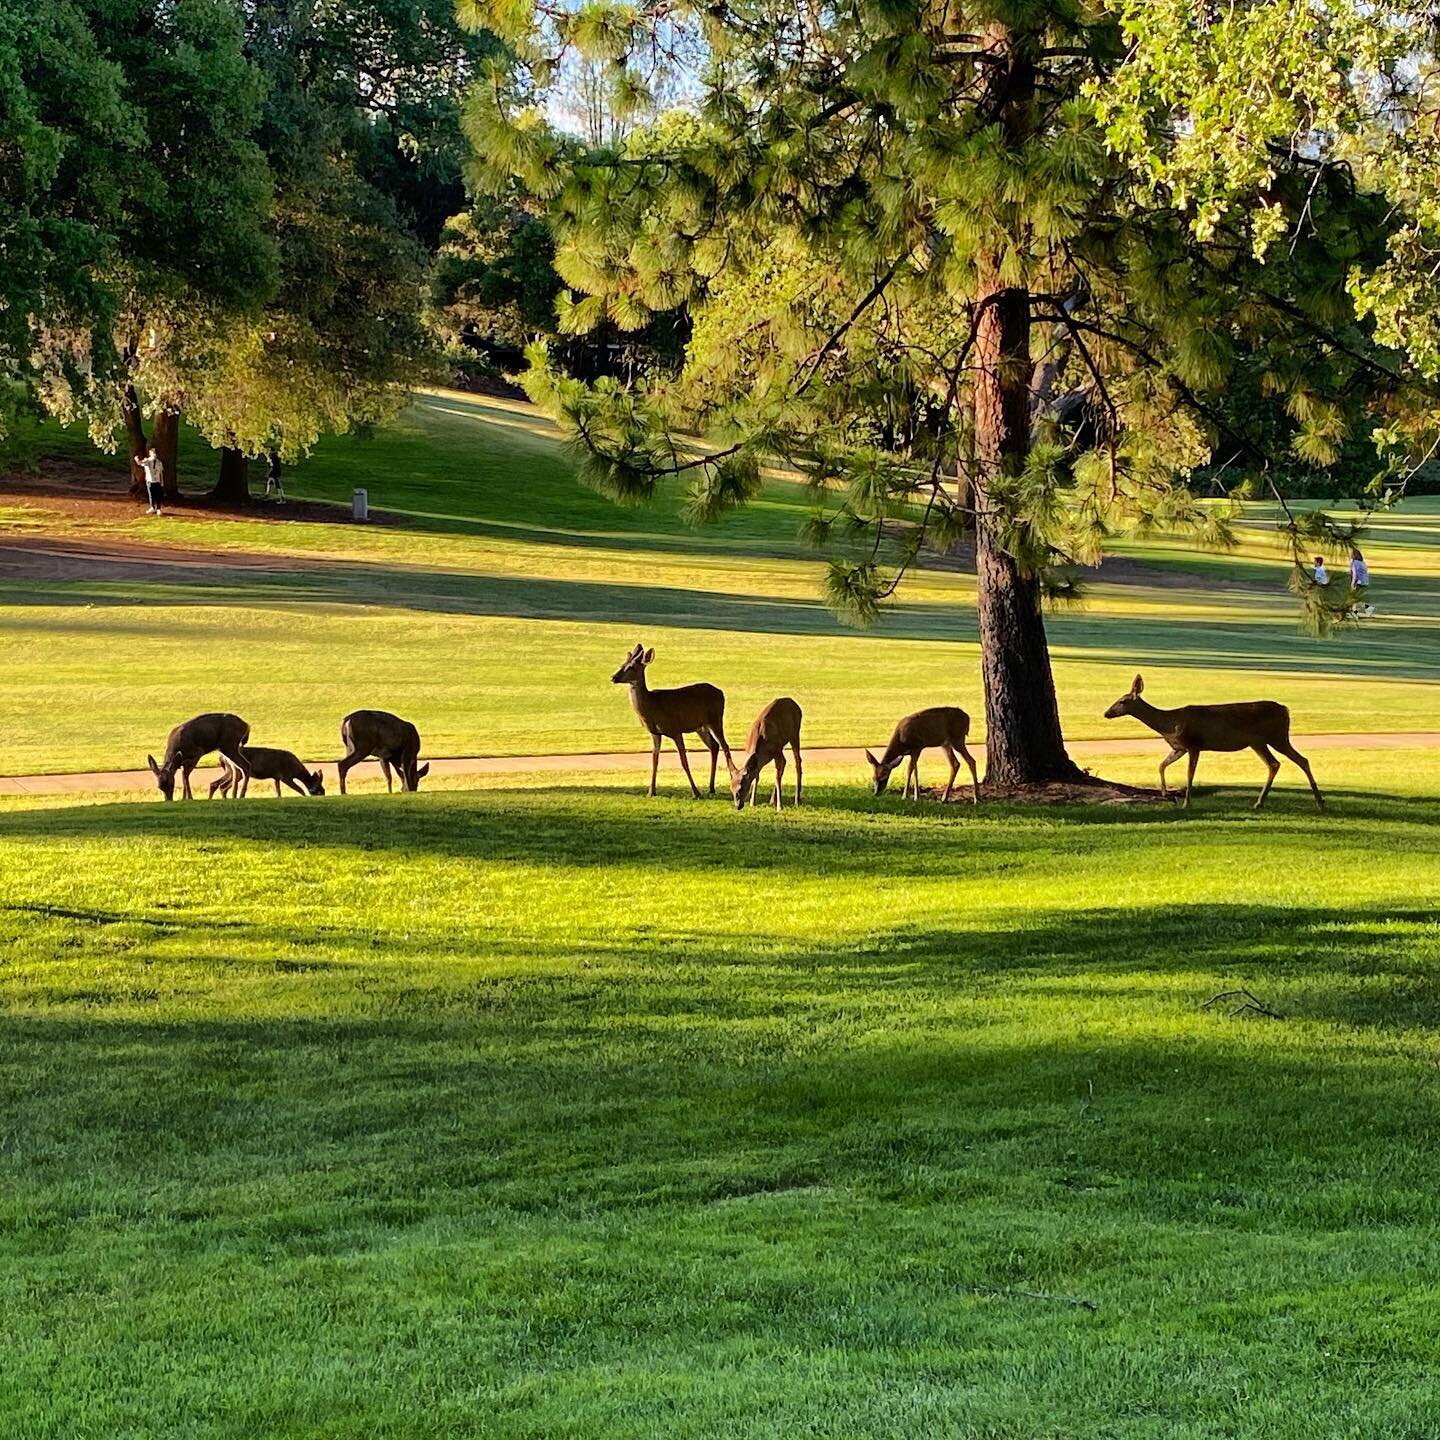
[461,0,1440,784]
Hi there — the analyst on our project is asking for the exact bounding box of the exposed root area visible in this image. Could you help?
[934,775,1174,806]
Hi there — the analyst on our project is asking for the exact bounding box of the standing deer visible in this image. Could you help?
[209,746,325,799]
[610,643,733,798]
[147,713,251,801]
[866,706,980,804]
[337,710,430,794]
[730,698,803,811]
[1103,673,1324,810]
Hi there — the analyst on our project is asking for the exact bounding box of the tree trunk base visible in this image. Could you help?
[938,775,1173,806]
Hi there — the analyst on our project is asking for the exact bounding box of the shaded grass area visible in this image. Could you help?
[3,753,1440,1436]
[2,391,1439,774]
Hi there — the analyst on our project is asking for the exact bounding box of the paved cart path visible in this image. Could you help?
[2,732,1438,796]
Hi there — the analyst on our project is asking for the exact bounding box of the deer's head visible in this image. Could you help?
[729,755,761,810]
[401,761,431,792]
[305,769,325,796]
[1104,674,1145,719]
[865,750,901,796]
[611,643,653,685]
[147,754,177,801]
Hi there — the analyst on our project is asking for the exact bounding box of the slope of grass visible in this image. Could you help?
[3,752,1440,1437]
[2,390,1438,774]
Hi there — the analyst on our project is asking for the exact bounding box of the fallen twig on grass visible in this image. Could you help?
[1201,988,1284,1020]
[961,1284,1099,1313]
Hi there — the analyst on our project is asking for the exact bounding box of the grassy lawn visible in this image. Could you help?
[3,751,1440,1436]
[2,389,1438,773]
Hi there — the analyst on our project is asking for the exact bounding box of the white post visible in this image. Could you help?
[352,487,368,522]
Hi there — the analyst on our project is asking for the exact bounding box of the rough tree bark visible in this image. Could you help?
[121,382,148,498]
[151,409,180,501]
[969,24,1083,786]
[212,445,251,504]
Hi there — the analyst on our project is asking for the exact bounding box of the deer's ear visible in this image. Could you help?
[865,750,879,767]
[416,762,430,779]
[642,647,654,664]
[1131,674,1144,695]
[147,754,159,775]
[312,770,322,784]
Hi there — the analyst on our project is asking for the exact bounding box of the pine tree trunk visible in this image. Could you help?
[152,409,180,500]
[969,25,1082,787]
[212,446,250,504]
[122,383,148,498]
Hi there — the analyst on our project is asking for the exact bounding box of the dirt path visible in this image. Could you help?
[3,732,1437,797]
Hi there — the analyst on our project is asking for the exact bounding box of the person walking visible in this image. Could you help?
[1350,546,1375,616]
[1311,554,1328,587]
[264,452,285,502]
[140,447,165,516]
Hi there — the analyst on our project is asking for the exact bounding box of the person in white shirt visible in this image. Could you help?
[1350,547,1374,616]
[1311,554,1328,586]
[140,448,165,516]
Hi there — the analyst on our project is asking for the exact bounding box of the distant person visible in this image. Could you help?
[140,447,165,516]
[1311,554,1328,587]
[264,452,285,502]
[1350,546,1375,616]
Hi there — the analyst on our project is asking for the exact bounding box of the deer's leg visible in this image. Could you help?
[792,743,803,806]
[1251,744,1281,810]
[905,756,919,800]
[1157,745,1186,799]
[698,727,720,795]
[958,742,980,804]
[673,734,701,799]
[181,765,195,801]
[380,758,394,793]
[1182,750,1200,809]
[772,752,786,811]
[712,716,734,771]
[648,734,661,797]
[208,767,231,801]
[940,745,959,803]
[1273,739,1325,811]
[337,750,366,796]
[217,743,250,800]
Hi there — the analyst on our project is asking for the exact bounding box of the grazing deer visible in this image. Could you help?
[611,643,733,798]
[1104,673,1324,810]
[730,698,803,811]
[337,710,430,794]
[147,713,251,801]
[866,706,980,804]
[209,746,325,800]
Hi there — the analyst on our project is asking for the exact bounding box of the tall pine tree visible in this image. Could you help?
[460,0,1440,787]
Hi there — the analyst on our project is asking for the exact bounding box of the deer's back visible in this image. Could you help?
[1174,701,1290,751]
[237,745,305,780]
[635,682,724,736]
[890,705,970,755]
[747,697,802,753]
[343,709,419,756]
[168,712,248,760]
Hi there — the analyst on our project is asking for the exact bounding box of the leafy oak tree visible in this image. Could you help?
[461,0,1440,787]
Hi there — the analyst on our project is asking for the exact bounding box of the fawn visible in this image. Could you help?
[148,713,250,801]
[337,710,430,794]
[1104,673,1324,810]
[209,746,324,799]
[866,706,980,803]
[611,643,733,797]
[730,698,803,810]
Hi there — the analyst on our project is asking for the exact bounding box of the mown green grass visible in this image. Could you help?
[3,390,1438,773]
[3,752,1440,1437]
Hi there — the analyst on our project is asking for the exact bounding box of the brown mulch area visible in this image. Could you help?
[932,777,1175,806]
[1,456,397,530]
